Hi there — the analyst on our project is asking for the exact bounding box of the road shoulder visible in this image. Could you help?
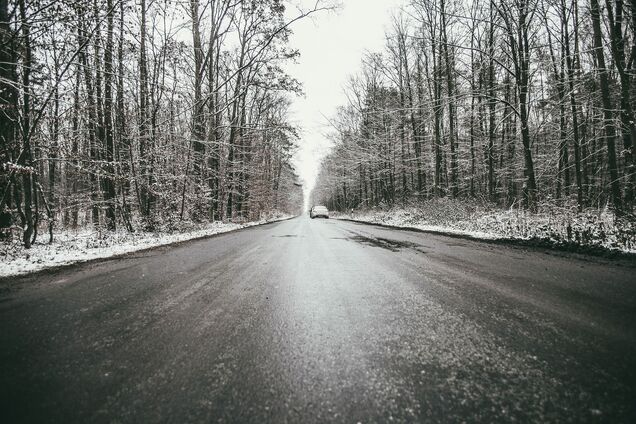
[335,216,636,265]
[0,216,296,281]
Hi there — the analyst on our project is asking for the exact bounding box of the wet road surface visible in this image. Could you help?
[1,217,635,423]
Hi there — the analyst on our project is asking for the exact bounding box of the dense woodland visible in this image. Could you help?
[0,0,318,248]
[315,0,636,218]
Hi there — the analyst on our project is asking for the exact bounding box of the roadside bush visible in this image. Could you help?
[342,199,636,253]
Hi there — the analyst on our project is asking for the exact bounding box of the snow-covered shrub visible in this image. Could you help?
[343,199,635,253]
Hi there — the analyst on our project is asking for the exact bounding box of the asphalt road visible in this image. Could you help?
[1,217,635,423]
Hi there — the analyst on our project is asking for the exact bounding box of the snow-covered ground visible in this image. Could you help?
[335,200,636,254]
[0,215,293,278]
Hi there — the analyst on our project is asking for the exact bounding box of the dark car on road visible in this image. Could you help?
[310,205,329,219]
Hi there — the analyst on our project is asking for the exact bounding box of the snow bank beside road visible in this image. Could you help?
[0,215,292,278]
[335,200,636,254]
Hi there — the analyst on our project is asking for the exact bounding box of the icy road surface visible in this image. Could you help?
[1,217,635,422]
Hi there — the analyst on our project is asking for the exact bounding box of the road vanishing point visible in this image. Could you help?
[1,217,635,423]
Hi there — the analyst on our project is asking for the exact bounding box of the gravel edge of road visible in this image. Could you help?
[334,217,636,265]
[0,216,297,283]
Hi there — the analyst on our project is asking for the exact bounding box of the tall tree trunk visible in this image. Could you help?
[48,34,60,236]
[562,0,584,209]
[226,43,246,219]
[138,0,152,220]
[208,25,221,221]
[468,18,477,198]
[77,4,100,226]
[441,0,458,197]
[116,0,133,231]
[397,32,408,203]
[590,0,623,213]
[605,0,635,210]
[19,0,34,247]
[487,8,497,202]
[431,34,444,196]
[103,0,116,230]
[414,50,425,194]
[93,0,105,226]
[500,0,537,209]
[545,15,569,200]
[190,0,206,220]
[0,0,18,226]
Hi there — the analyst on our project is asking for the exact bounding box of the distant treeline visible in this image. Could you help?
[0,0,322,247]
[314,0,635,216]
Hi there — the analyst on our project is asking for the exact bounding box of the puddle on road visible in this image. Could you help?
[348,234,427,253]
[271,232,426,253]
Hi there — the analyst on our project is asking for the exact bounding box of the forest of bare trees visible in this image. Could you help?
[314,0,635,220]
[0,0,321,248]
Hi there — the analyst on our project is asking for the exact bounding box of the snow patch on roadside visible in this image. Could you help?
[0,215,292,278]
[334,201,636,254]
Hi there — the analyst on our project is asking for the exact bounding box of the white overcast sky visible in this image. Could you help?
[284,0,405,195]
